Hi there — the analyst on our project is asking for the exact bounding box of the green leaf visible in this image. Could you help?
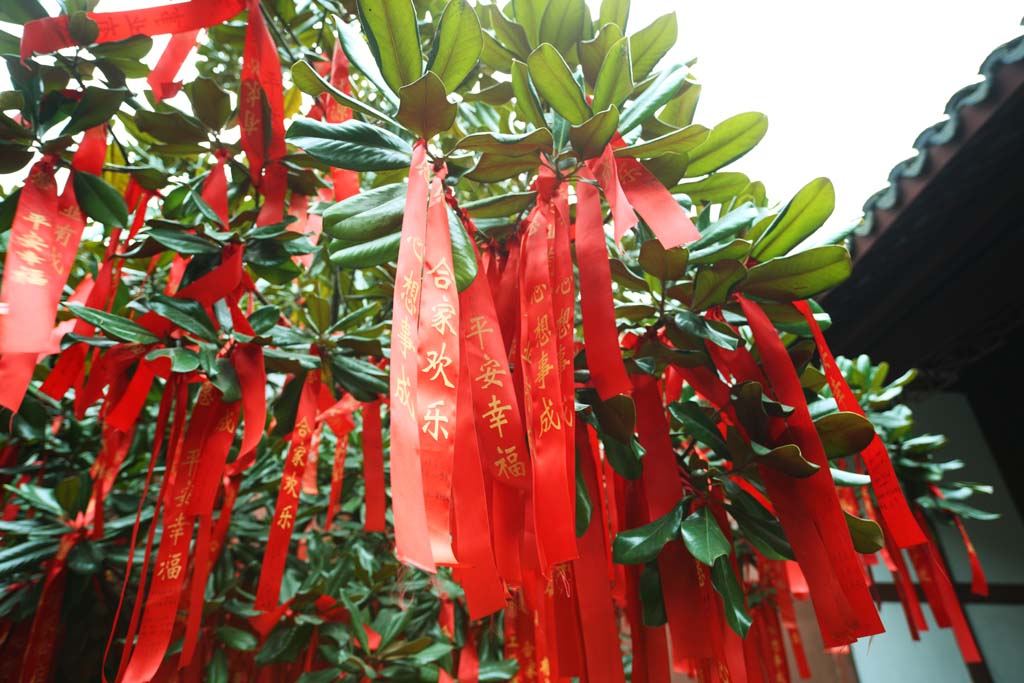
[511,0,545,46]
[638,239,688,280]
[673,310,738,350]
[446,205,479,291]
[427,0,482,92]
[724,483,794,560]
[63,87,126,136]
[756,444,821,478]
[357,0,423,95]
[592,37,633,112]
[668,401,729,458]
[330,231,401,268]
[711,556,751,637]
[599,0,630,30]
[325,194,405,243]
[396,71,457,139]
[73,171,129,228]
[145,347,201,373]
[297,669,343,683]
[844,511,884,553]
[639,562,667,626]
[684,112,768,177]
[618,63,690,135]
[485,6,531,59]
[673,172,751,204]
[814,412,876,459]
[830,468,871,487]
[629,13,676,80]
[68,11,99,45]
[463,191,537,218]
[575,462,593,537]
[527,43,590,125]
[751,177,835,261]
[286,119,412,172]
[691,261,747,310]
[0,0,46,23]
[579,23,623,85]
[212,357,242,402]
[679,506,731,566]
[336,20,400,106]
[135,109,207,144]
[612,501,683,564]
[539,0,587,54]
[510,59,546,129]
[322,183,406,236]
[65,303,160,344]
[454,128,553,156]
[615,125,709,159]
[742,245,851,301]
[147,294,218,341]
[569,105,619,159]
[186,77,231,130]
[143,227,221,255]
[466,153,538,182]
[659,83,701,128]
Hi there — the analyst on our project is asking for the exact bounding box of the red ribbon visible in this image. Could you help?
[794,300,926,548]
[387,142,435,571]
[737,297,882,646]
[362,401,386,532]
[148,30,200,101]
[20,0,245,62]
[254,371,319,612]
[575,170,631,399]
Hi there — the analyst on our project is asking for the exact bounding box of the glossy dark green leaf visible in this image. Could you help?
[286,119,412,172]
[579,22,623,85]
[511,0,545,46]
[814,411,876,459]
[142,227,221,255]
[446,205,479,291]
[290,61,398,126]
[65,303,160,344]
[615,125,709,160]
[711,556,751,637]
[0,0,46,23]
[148,294,218,341]
[569,105,619,159]
[336,19,399,106]
[679,505,731,566]
[673,310,739,350]
[145,347,201,373]
[63,87,126,136]
[742,245,851,301]
[527,43,590,125]
[612,501,683,564]
[830,468,871,487]
[463,191,537,218]
[135,109,207,144]
[668,401,729,458]
[638,239,688,280]
[684,112,768,177]
[454,128,553,156]
[690,260,747,310]
[357,0,422,94]
[427,0,482,92]
[639,562,667,626]
[330,231,401,268]
[751,177,835,261]
[186,77,232,130]
[618,63,690,135]
[466,153,538,182]
[673,172,752,204]
[212,357,242,403]
[575,461,593,537]
[844,511,884,553]
[510,59,546,129]
[629,13,676,80]
[396,71,457,139]
[73,171,129,228]
[325,194,405,243]
[756,444,820,478]
[539,0,587,54]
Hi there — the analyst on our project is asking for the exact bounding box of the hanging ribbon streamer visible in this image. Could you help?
[737,297,883,646]
[362,400,386,532]
[254,370,319,612]
[21,0,245,61]
[388,141,435,571]
[147,29,200,101]
[519,180,577,569]
[575,169,631,400]
[794,300,926,548]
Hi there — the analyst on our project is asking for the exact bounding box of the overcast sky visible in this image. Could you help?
[4,1,1023,240]
[642,0,1023,239]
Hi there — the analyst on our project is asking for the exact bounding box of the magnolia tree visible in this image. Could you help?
[0,1,994,682]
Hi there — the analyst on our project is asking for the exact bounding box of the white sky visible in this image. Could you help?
[4,1,1023,239]
[644,0,1023,238]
